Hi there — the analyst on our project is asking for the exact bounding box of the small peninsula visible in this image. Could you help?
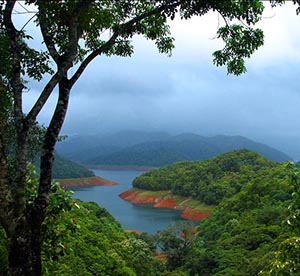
[58,176,118,187]
[119,188,212,221]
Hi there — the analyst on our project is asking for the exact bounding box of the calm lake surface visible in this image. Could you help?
[70,169,187,234]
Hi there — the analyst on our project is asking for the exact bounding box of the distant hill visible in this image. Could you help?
[52,153,95,179]
[34,152,95,179]
[56,131,292,167]
[56,130,170,163]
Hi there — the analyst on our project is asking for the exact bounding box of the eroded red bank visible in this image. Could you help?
[119,190,157,204]
[154,199,177,209]
[119,190,211,222]
[181,209,210,221]
[59,176,118,187]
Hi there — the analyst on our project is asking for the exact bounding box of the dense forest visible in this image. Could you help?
[1,150,299,275]
[133,150,287,205]
[0,169,166,276]
[0,200,165,276]
[131,150,299,275]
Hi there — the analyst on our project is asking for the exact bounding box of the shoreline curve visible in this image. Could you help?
[119,189,212,222]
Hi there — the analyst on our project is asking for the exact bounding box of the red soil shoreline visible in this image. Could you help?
[119,190,211,222]
[58,176,118,187]
[85,165,154,171]
[181,209,210,221]
[119,190,157,204]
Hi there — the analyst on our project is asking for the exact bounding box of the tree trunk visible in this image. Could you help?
[7,214,42,276]
[7,78,71,276]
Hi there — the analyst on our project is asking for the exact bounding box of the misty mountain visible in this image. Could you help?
[56,131,291,167]
[56,130,170,163]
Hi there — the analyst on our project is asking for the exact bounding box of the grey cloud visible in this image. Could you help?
[73,56,175,98]
[29,52,300,161]
[22,11,300,160]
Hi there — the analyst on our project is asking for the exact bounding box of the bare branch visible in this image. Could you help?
[20,13,37,31]
[12,10,36,14]
[17,1,30,13]
[4,1,17,39]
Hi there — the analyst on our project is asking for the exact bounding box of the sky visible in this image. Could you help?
[21,2,300,160]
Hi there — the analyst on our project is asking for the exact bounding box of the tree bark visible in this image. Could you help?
[6,77,71,276]
[7,216,35,276]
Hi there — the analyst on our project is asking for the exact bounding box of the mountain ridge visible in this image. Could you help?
[56,130,292,166]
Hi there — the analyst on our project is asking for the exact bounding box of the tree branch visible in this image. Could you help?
[4,2,30,217]
[26,46,80,125]
[4,0,23,119]
[69,33,118,88]
[20,13,37,32]
[37,1,60,63]
[69,0,180,88]
[25,72,61,124]
[26,2,88,124]
[34,77,71,218]
[3,0,17,39]
[120,0,179,32]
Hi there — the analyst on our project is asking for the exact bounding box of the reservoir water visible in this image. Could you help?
[70,169,187,234]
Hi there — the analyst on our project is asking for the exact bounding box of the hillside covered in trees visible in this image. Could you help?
[128,150,298,275]
[1,150,298,276]
[133,150,287,205]
[34,152,95,179]
[0,199,166,276]
[56,131,291,167]
[52,153,95,179]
